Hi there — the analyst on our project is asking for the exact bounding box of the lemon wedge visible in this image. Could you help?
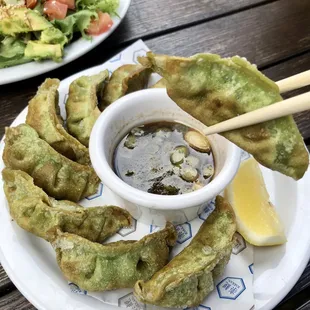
[225,157,286,246]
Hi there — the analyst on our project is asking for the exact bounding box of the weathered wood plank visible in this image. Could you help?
[282,261,310,303]
[0,87,36,140]
[262,53,310,140]
[110,0,274,44]
[0,290,35,310]
[145,0,310,68]
[276,275,310,309]
[293,110,310,142]
[0,265,14,294]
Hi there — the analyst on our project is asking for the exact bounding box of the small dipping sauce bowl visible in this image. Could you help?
[89,89,241,226]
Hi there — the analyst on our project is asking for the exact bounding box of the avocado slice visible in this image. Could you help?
[40,27,68,47]
[0,6,51,35]
[25,41,62,62]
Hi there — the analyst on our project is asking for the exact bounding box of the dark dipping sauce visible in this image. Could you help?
[113,122,215,195]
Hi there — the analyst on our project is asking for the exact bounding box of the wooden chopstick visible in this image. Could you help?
[277,69,310,93]
[202,71,310,136]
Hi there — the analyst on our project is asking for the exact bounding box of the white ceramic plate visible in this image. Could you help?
[0,0,131,85]
[0,66,310,310]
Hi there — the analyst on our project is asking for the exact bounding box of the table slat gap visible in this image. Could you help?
[0,289,35,310]
[115,0,283,48]
[0,265,15,296]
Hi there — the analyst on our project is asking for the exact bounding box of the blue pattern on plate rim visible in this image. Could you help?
[232,232,247,255]
[85,183,104,200]
[118,218,137,237]
[175,222,192,244]
[199,200,216,221]
[110,53,122,63]
[132,49,148,64]
[217,277,246,300]
[184,306,211,310]
[68,282,87,295]
[248,263,254,274]
[118,292,146,310]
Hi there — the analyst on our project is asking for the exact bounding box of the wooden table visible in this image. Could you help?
[1,0,310,308]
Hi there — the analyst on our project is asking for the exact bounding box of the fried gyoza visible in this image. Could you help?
[26,78,90,165]
[2,168,131,242]
[3,124,100,201]
[66,70,109,147]
[100,64,151,110]
[151,78,166,88]
[52,222,177,291]
[134,196,236,308]
[139,53,309,180]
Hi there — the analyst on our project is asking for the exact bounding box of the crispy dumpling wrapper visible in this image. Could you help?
[139,52,309,180]
[66,70,109,147]
[3,124,100,201]
[100,64,152,110]
[26,78,90,165]
[52,222,177,291]
[150,78,166,88]
[2,168,131,242]
[134,196,236,308]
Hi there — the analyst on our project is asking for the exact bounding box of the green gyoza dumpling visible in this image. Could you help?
[66,70,109,146]
[3,168,132,242]
[139,52,309,180]
[26,78,90,165]
[100,64,151,110]
[52,222,177,291]
[3,124,100,202]
[134,196,236,308]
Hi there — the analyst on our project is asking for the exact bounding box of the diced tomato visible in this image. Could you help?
[57,0,75,10]
[44,1,68,20]
[26,0,37,9]
[87,12,113,36]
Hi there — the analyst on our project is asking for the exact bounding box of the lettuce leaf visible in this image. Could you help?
[52,10,97,41]
[0,37,31,68]
[76,0,119,15]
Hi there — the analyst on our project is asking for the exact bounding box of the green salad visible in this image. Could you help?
[0,0,119,68]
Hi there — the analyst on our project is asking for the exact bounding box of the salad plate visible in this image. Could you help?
[0,44,310,310]
[0,0,131,85]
